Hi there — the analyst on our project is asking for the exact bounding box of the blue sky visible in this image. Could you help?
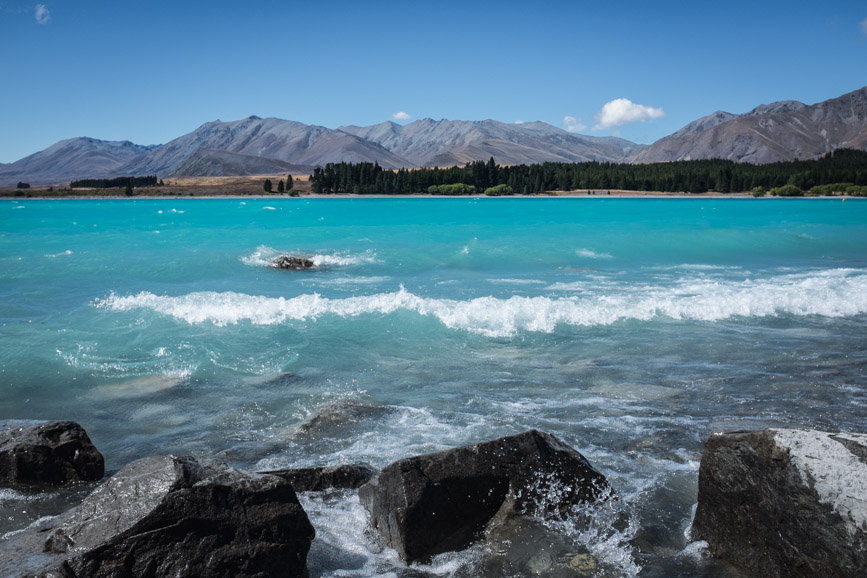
[1,0,865,163]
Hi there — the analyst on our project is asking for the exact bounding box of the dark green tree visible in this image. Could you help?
[277,179,285,193]
[264,179,273,193]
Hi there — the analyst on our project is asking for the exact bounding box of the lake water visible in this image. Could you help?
[1,197,866,576]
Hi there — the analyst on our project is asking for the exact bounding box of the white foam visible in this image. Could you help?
[89,375,186,400]
[577,248,613,259]
[487,278,547,285]
[241,245,378,268]
[546,281,589,291]
[310,251,378,267]
[95,269,867,337]
[44,250,73,258]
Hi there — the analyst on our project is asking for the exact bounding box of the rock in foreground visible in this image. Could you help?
[272,256,315,270]
[692,429,867,577]
[0,420,104,486]
[0,455,315,578]
[359,429,611,563]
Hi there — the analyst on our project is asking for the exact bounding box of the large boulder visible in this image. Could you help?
[692,429,867,577]
[263,463,377,492]
[0,420,104,486]
[0,455,315,577]
[271,256,315,270]
[358,429,611,563]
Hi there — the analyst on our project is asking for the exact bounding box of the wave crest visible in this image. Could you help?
[95,270,867,337]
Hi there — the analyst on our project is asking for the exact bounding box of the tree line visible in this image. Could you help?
[70,176,160,189]
[309,149,867,196]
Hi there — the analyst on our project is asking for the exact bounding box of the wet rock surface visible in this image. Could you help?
[0,455,315,578]
[271,255,315,270]
[692,429,867,577]
[263,463,377,492]
[358,429,611,563]
[0,420,104,487]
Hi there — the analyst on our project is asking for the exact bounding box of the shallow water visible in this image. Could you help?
[1,197,866,575]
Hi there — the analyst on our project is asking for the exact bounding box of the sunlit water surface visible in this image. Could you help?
[2,197,866,576]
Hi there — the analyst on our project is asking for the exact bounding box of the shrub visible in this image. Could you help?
[769,184,803,197]
[484,184,514,196]
[428,183,476,195]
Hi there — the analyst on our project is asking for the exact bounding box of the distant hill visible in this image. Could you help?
[3,87,866,187]
[0,138,154,186]
[338,119,640,166]
[118,116,409,177]
[631,87,867,163]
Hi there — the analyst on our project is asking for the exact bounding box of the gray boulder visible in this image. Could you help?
[0,455,315,577]
[358,429,611,563]
[263,463,377,492]
[692,429,867,577]
[0,420,104,486]
[271,256,314,270]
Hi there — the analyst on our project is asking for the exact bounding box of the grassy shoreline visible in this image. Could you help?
[1,175,856,200]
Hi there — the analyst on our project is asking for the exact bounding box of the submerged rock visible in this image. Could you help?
[271,255,315,269]
[0,420,104,486]
[263,463,377,492]
[692,429,867,577]
[0,455,315,577]
[358,429,611,563]
[297,400,394,436]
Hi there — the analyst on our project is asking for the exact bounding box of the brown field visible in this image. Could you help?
[0,174,312,198]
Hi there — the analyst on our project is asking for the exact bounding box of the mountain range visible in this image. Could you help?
[2,87,865,187]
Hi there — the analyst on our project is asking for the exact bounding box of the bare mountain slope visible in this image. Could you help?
[339,119,641,166]
[0,138,154,186]
[121,117,410,176]
[632,87,867,163]
[167,149,314,178]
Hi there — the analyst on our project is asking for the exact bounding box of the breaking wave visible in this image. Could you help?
[95,269,867,338]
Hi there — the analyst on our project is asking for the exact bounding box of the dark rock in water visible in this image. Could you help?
[298,399,394,435]
[263,463,377,492]
[358,429,611,563]
[217,401,393,468]
[272,255,315,269]
[692,429,867,577]
[0,455,315,578]
[0,420,104,486]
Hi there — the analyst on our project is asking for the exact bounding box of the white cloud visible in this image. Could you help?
[35,4,50,25]
[392,111,411,121]
[593,98,664,130]
[562,115,587,133]
[859,17,867,38]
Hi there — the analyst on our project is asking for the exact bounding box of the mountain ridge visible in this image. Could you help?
[2,87,865,187]
[632,87,867,163]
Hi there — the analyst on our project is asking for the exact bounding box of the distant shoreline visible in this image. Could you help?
[4,191,859,200]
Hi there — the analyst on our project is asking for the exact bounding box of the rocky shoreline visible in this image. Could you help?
[1,420,865,577]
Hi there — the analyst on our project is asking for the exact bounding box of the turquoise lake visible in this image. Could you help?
[2,197,866,576]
